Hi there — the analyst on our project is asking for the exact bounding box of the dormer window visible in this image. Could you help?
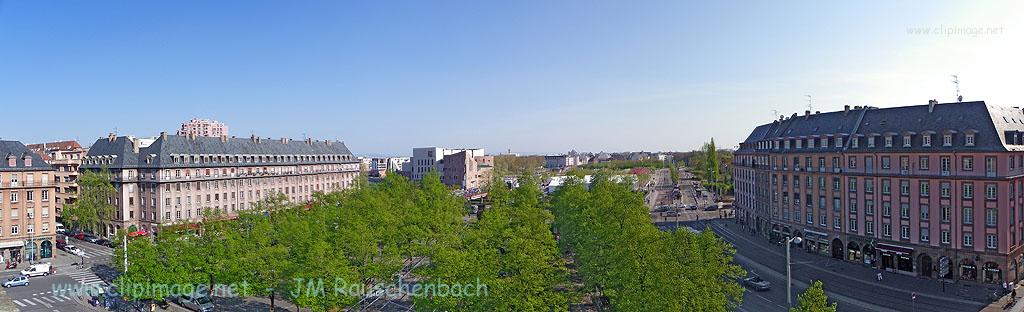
[7,156,14,167]
[808,138,815,149]
[784,140,790,149]
[903,135,912,147]
[795,139,802,148]
[867,136,876,148]
[851,137,859,148]
[965,133,975,146]
[23,156,31,167]
[836,136,843,147]
[820,137,828,148]
[885,136,893,147]
[943,134,953,146]
[923,135,932,147]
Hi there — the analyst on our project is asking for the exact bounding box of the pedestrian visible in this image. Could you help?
[1005,281,1010,294]
[877,272,883,281]
[1013,288,1018,301]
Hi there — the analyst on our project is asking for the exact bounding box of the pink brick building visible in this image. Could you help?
[735,101,1024,284]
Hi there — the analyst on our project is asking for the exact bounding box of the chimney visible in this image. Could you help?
[928,99,938,113]
[132,138,140,153]
[844,105,850,115]
[281,138,288,144]
[251,134,257,143]
[326,140,332,146]
[804,110,811,119]
[306,138,313,145]
[107,133,116,142]
[221,134,228,143]
[160,132,167,140]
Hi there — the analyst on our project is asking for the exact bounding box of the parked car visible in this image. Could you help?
[664,211,680,217]
[83,234,102,243]
[177,293,214,312]
[21,263,52,277]
[685,205,699,210]
[65,245,85,257]
[143,298,170,309]
[73,232,86,240]
[95,238,114,248]
[2,275,29,288]
[56,238,67,250]
[740,275,771,291]
[56,222,66,234]
[703,204,719,211]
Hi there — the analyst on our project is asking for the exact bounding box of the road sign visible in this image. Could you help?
[939,257,950,278]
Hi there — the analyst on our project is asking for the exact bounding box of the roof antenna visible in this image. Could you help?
[952,74,963,102]
[805,95,813,111]
[771,109,780,120]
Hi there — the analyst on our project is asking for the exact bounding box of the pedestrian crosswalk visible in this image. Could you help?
[74,243,113,259]
[65,270,104,286]
[10,293,77,308]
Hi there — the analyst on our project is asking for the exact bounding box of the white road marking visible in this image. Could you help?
[12,300,26,307]
[23,298,37,305]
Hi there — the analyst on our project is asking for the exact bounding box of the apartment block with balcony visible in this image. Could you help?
[81,132,360,236]
[27,140,86,219]
[735,101,1024,285]
[0,140,57,263]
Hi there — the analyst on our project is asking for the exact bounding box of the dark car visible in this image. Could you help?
[73,232,86,240]
[83,234,102,243]
[56,239,67,251]
[95,238,114,248]
[703,204,719,211]
[741,275,771,291]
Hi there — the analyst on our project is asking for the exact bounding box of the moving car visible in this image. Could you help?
[83,234,102,243]
[95,238,114,248]
[65,245,85,257]
[177,293,214,312]
[2,275,29,288]
[741,275,771,291]
[21,263,52,277]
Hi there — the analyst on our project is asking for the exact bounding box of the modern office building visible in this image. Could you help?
[0,140,57,263]
[370,157,410,177]
[735,101,1024,284]
[410,147,482,180]
[440,151,493,190]
[81,133,359,236]
[27,140,86,218]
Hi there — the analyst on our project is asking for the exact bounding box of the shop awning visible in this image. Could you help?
[804,230,828,238]
[0,241,25,249]
[876,243,914,255]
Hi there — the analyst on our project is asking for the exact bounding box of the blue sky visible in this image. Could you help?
[1,1,1021,156]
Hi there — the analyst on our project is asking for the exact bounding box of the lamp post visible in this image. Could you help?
[787,236,803,306]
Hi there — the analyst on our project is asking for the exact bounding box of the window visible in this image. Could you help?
[940,156,951,173]
[903,135,912,147]
[986,208,997,226]
[9,192,16,203]
[963,183,974,199]
[920,228,930,242]
[919,156,930,170]
[848,177,857,192]
[849,199,858,213]
[865,179,875,193]
[940,182,951,198]
[966,133,975,146]
[25,191,33,202]
[941,205,951,222]
[963,157,974,171]
[883,223,892,237]
[923,135,932,147]
[963,207,974,224]
[986,184,997,200]
[900,203,910,219]
[881,156,891,169]
[900,180,910,195]
[866,221,874,234]
[885,136,893,147]
[964,232,974,247]
[900,225,910,239]
[920,204,929,220]
[987,234,997,249]
[941,230,951,244]
[943,134,953,146]
[866,200,875,215]
[820,214,827,226]
[11,226,17,235]
[848,156,857,168]
[883,201,892,216]
[852,137,859,148]
[882,179,891,194]
[849,218,858,232]
[868,136,876,147]
[986,157,997,175]
[833,216,841,229]
[920,181,930,196]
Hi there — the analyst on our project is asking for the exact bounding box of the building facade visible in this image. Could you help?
[27,140,86,219]
[82,133,359,236]
[735,101,1024,285]
[410,147,483,181]
[440,151,493,190]
[370,157,410,177]
[177,119,229,137]
[0,141,57,263]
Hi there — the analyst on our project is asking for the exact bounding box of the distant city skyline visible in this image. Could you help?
[1,1,1022,155]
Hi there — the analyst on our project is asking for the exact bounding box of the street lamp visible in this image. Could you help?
[786,236,803,306]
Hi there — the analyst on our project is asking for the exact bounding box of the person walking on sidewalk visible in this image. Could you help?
[877,272,883,281]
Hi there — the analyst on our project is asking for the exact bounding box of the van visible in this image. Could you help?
[21,263,52,277]
[55,223,66,234]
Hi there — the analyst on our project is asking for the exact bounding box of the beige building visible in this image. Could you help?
[440,150,494,190]
[27,140,86,218]
[82,133,359,236]
[0,140,57,263]
[177,118,229,137]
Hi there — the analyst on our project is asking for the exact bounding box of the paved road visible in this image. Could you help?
[662,219,990,312]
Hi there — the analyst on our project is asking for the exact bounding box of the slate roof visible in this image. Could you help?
[83,134,356,169]
[0,140,56,171]
[737,101,1024,153]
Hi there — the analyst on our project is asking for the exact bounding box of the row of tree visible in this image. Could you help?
[550,174,746,311]
[113,173,570,311]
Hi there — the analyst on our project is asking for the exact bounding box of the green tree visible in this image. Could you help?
[63,169,117,234]
[790,280,837,312]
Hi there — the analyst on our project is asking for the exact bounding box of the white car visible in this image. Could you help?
[65,245,85,257]
[21,263,52,277]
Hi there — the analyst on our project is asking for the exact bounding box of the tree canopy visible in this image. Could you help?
[63,168,117,234]
[791,280,837,312]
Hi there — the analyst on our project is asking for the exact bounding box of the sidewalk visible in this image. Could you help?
[1,252,80,275]
[981,284,1023,312]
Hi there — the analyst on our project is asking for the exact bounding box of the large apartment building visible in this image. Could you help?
[0,141,57,263]
[81,133,359,236]
[410,147,492,189]
[27,140,86,219]
[735,101,1024,285]
[177,118,229,137]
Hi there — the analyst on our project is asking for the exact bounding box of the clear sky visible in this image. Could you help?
[1,1,1022,156]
